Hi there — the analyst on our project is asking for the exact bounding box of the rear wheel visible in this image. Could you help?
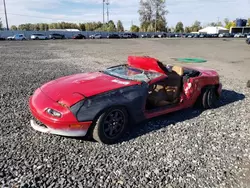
[200,87,219,109]
[92,107,128,144]
[195,87,219,109]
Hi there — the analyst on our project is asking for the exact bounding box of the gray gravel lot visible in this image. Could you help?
[0,38,250,188]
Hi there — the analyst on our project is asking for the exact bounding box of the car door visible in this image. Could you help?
[144,77,185,119]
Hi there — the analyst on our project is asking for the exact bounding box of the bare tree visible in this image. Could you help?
[138,0,168,31]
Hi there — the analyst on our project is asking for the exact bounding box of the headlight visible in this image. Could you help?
[46,108,61,117]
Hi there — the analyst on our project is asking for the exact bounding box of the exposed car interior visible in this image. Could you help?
[146,65,200,110]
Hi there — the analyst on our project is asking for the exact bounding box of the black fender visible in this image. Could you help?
[70,82,149,125]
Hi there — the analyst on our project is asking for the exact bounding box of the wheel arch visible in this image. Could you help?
[86,104,131,136]
[194,84,220,107]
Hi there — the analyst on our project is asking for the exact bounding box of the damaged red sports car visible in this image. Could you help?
[29,56,222,144]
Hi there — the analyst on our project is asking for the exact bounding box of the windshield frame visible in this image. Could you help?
[102,64,164,82]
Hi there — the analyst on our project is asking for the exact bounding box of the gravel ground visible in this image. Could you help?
[0,38,250,188]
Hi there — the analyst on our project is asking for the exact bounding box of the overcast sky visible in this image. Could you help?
[0,0,250,29]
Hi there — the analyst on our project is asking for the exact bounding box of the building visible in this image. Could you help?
[198,26,229,34]
[230,26,250,34]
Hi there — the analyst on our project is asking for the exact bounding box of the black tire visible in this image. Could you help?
[207,88,219,108]
[199,87,218,109]
[201,89,209,109]
[92,106,128,144]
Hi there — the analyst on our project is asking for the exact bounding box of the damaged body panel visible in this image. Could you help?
[70,83,149,124]
[29,55,222,144]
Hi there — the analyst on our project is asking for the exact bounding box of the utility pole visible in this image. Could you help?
[103,0,105,24]
[3,0,9,30]
[106,0,109,22]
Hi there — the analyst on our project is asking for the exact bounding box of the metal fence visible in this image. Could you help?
[0,30,163,39]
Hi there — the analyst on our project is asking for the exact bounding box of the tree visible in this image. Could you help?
[207,21,223,27]
[190,20,202,32]
[106,20,116,32]
[10,25,17,30]
[175,21,184,33]
[225,21,236,29]
[140,21,150,32]
[130,25,140,32]
[184,26,191,33]
[138,0,168,31]
[147,23,155,32]
[117,20,124,32]
[79,23,86,31]
[224,18,229,26]
[247,18,250,26]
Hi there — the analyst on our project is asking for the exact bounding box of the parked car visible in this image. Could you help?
[49,33,65,40]
[246,38,250,44]
[247,34,250,39]
[31,34,48,40]
[72,34,86,39]
[107,34,120,39]
[0,36,6,40]
[234,33,244,38]
[29,56,222,144]
[120,33,130,39]
[158,33,167,38]
[219,33,231,38]
[89,34,102,39]
[151,34,159,38]
[141,33,151,38]
[7,34,26,40]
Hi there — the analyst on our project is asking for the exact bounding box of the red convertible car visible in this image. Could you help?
[29,56,222,144]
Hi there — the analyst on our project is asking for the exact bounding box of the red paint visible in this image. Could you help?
[29,88,92,130]
[128,56,166,74]
[40,72,140,107]
[144,67,221,119]
[29,56,222,137]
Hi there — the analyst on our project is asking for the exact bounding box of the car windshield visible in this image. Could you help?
[103,65,163,82]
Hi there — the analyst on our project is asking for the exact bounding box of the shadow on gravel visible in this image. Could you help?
[118,89,245,143]
[74,89,245,144]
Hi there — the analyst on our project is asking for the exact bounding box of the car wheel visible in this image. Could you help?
[92,106,128,144]
[201,88,218,109]
[207,88,219,108]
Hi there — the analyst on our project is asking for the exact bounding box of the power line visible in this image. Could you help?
[0,12,57,20]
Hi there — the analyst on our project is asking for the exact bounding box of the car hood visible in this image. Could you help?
[40,72,139,107]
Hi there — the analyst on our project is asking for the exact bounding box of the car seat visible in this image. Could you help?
[165,66,184,102]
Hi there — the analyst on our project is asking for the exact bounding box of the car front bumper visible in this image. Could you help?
[29,88,93,137]
[30,119,89,137]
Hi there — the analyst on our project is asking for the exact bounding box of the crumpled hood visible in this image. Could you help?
[40,72,139,107]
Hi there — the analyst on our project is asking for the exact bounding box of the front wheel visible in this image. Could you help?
[92,107,128,144]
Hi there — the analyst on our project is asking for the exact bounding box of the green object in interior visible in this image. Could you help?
[175,58,207,63]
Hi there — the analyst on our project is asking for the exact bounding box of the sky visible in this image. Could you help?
[0,0,250,30]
